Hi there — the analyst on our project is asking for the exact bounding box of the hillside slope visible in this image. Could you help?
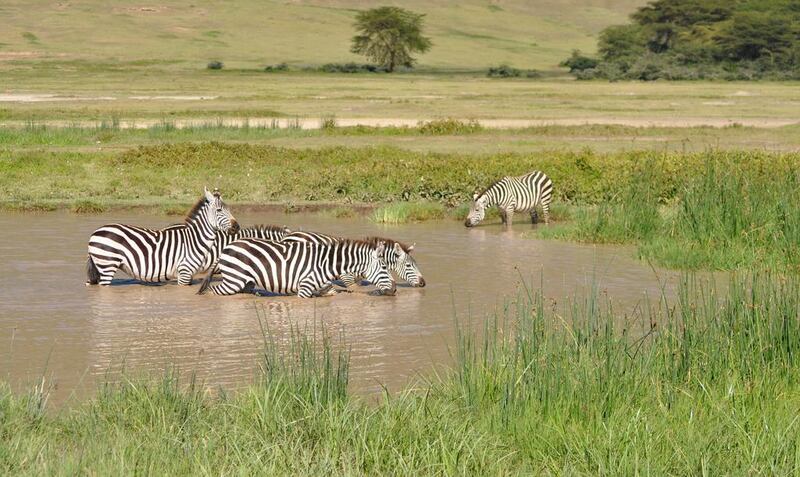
[0,0,644,70]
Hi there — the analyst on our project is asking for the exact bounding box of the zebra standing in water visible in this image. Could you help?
[197,238,396,298]
[199,224,292,274]
[86,188,239,286]
[464,171,553,227]
[282,231,425,290]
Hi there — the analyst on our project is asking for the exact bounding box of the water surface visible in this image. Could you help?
[0,210,680,404]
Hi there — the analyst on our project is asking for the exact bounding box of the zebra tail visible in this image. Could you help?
[86,256,100,285]
[197,264,216,295]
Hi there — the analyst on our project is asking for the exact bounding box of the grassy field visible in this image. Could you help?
[2,121,800,154]
[3,272,800,474]
[2,69,799,123]
[0,0,643,71]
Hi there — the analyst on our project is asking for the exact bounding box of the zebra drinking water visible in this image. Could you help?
[196,238,396,298]
[464,171,553,227]
[282,231,426,289]
[200,224,292,274]
[86,188,239,286]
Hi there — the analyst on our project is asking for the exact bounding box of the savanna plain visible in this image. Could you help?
[2,0,800,475]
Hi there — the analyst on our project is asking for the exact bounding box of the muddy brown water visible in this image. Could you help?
[0,210,683,405]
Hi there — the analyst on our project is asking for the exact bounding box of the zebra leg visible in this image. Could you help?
[207,277,248,295]
[298,278,327,298]
[499,209,508,225]
[504,208,514,227]
[88,257,121,286]
[315,282,338,297]
[542,202,550,225]
[340,273,359,288]
[530,209,539,224]
[176,265,195,286]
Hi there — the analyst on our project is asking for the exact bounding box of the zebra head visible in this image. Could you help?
[389,242,425,287]
[364,241,397,296]
[464,193,487,227]
[204,187,240,234]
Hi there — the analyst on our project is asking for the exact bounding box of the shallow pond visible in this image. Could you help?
[0,210,682,404]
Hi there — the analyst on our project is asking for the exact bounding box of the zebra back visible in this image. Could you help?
[201,224,291,273]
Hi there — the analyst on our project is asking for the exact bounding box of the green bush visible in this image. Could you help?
[487,64,521,77]
[417,119,483,135]
[264,62,289,72]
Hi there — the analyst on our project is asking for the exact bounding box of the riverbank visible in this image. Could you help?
[3,144,799,270]
[3,273,799,475]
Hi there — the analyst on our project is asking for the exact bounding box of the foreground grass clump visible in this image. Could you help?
[538,156,800,269]
[2,274,800,474]
[371,202,445,223]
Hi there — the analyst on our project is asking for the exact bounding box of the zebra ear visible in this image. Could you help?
[204,187,215,201]
[472,192,479,201]
[374,241,386,255]
[407,243,415,253]
[393,242,403,254]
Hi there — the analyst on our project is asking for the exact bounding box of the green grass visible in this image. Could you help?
[532,156,800,270]
[3,273,800,474]
[371,202,446,224]
[5,122,800,154]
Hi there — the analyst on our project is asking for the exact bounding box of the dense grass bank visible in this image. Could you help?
[3,142,797,206]
[2,143,799,268]
[3,273,800,474]
[536,157,800,269]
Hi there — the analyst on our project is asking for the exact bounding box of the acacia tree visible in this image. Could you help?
[350,6,432,72]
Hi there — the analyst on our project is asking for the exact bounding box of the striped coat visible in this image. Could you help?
[465,171,553,227]
[197,238,396,298]
[86,189,239,286]
[200,225,291,274]
[282,231,425,289]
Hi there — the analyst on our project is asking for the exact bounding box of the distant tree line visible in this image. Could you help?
[564,0,800,80]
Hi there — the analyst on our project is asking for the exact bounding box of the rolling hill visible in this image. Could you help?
[0,0,645,70]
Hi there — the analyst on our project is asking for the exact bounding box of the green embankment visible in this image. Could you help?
[3,143,799,269]
[3,273,800,475]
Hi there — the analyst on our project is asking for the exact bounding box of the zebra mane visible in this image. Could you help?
[477,177,506,200]
[184,196,210,224]
[364,236,412,253]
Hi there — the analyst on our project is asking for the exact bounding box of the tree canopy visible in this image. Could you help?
[350,7,432,73]
[566,0,800,80]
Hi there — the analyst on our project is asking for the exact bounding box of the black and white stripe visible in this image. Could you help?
[200,225,291,274]
[86,188,239,286]
[465,171,553,227]
[197,238,396,298]
[282,231,425,288]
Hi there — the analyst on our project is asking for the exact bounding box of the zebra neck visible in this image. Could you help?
[482,186,502,206]
[185,207,218,254]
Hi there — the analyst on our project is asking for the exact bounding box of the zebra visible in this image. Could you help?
[464,171,553,227]
[86,188,239,286]
[196,238,396,298]
[282,231,425,290]
[199,224,292,274]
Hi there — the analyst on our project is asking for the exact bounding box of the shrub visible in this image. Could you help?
[487,64,521,78]
[417,119,483,135]
[264,62,289,72]
[319,63,386,73]
[560,50,599,72]
[206,61,224,70]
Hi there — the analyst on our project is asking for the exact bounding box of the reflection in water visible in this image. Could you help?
[0,210,681,404]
